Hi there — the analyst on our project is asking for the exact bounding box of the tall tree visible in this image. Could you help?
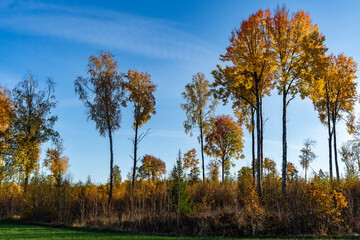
[181,72,217,183]
[124,69,156,193]
[270,5,326,195]
[299,138,317,181]
[11,74,58,192]
[204,115,244,182]
[310,53,358,181]
[214,9,276,195]
[212,66,257,184]
[74,51,125,204]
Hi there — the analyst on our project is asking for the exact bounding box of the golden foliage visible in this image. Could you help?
[125,69,157,128]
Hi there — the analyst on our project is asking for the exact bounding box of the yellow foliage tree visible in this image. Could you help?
[213,9,276,195]
[43,140,70,187]
[138,154,165,182]
[271,5,326,195]
[183,148,200,183]
[310,53,358,181]
[124,69,156,192]
[181,72,217,183]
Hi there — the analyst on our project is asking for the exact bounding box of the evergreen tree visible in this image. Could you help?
[169,150,192,227]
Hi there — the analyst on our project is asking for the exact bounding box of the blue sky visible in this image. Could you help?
[1,0,359,183]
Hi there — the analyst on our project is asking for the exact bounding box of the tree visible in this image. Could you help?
[43,139,70,187]
[0,86,13,183]
[170,150,192,227]
[112,165,122,187]
[124,69,156,193]
[207,160,220,182]
[263,157,276,177]
[299,138,317,181]
[212,66,257,185]
[213,9,276,195]
[138,154,165,182]
[181,72,217,183]
[12,74,58,192]
[183,149,200,183]
[310,53,358,181]
[204,115,244,182]
[271,5,326,195]
[74,51,125,204]
[286,162,298,181]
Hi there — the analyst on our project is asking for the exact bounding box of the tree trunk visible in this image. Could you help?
[132,121,139,193]
[200,125,205,183]
[260,97,263,185]
[251,108,256,186]
[256,89,262,196]
[221,158,225,182]
[108,128,114,205]
[326,104,333,182]
[332,117,339,180]
[282,91,287,197]
[24,171,29,193]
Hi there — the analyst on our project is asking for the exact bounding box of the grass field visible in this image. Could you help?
[0,222,342,240]
[0,222,239,240]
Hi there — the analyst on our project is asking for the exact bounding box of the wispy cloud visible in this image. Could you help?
[0,1,215,60]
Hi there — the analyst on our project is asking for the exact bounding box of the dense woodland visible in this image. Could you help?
[1,6,360,237]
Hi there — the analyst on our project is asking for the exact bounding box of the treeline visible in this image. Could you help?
[1,5,360,237]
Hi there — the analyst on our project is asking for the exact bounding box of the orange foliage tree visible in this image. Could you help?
[183,149,200,183]
[213,9,276,194]
[271,5,326,195]
[0,86,13,183]
[138,154,165,182]
[43,140,70,187]
[205,115,244,182]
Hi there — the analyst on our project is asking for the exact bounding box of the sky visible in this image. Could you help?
[1,0,359,183]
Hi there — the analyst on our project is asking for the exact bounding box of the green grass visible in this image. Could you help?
[0,222,344,240]
[0,222,231,240]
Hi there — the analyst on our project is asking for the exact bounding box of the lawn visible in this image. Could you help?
[0,222,232,240]
[0,222,339,240]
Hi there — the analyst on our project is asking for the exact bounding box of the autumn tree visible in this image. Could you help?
[286,162,298,181]
[263,157,276,177]
[213,9,276,195]
[124,69,156,192]
[181,72,217,183]
[207,160,220,182]
[212,66,257,184]
[270,5,326,195]
[43,139,70,187]
[204,115,244,182]
[0,86,13,183]
[183,149,200,183]
[310,53,358,181]
[74,51,125,204]
[12,74,58,192]
[299,138,317,181]
[138,154,165,182]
